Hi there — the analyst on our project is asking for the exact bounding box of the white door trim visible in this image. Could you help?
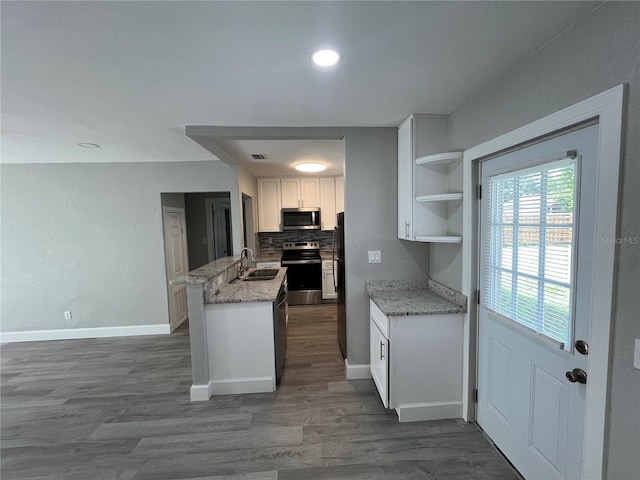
[461,84,624,479]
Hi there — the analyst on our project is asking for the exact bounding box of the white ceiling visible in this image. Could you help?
[1,1,602,175]
[218,139,345,177]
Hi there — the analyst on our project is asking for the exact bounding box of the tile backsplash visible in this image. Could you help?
[256,230,335,257]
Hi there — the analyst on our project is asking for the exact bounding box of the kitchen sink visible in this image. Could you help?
[243,268,279,281]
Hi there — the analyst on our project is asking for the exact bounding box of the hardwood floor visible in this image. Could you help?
[1,304,517,479]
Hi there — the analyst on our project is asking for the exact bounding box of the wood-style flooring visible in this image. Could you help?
[1,304,518,479]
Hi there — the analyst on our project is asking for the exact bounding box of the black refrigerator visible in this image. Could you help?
[334,212,347,358]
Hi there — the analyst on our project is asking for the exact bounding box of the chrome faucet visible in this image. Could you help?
[239,247,254,276]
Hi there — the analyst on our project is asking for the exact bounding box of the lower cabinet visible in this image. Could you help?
[369,317,389,408]
[369,299,464,422]
[321,260,337,300]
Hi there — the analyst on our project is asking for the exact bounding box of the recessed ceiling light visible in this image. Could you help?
[296,162,327,173]
[77,142,100,148]
[311,49,341,67]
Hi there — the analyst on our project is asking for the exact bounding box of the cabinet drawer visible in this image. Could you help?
[369,299,389,338]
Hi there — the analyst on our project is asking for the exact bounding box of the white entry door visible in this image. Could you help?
[163,207,189,332]
[478,123,598,480]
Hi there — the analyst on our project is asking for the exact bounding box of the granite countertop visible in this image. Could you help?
[366,279,467,316]
[208,267,287,304]
[171,256,242,285]
[255,255,282,263]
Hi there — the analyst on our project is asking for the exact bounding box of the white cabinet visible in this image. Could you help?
[321,260,337,300]
[398,118,413,240]
[335,176,345,214]
[397,115,461,243]
[281,178,320,208]
[369,300,464,422]
[320,178,336,230]
[369,315,390,408]
[257,176,342,232]
[257,178,281,232]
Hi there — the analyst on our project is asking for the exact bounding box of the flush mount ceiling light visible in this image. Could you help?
[311,49,341,67]
[77,142,100,148]
[295,162,327,173]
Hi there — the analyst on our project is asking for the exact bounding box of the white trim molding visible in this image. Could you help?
[345,359,372,380]
[0,324,171,343]
[462,84,624,479]
[396,401,463,423]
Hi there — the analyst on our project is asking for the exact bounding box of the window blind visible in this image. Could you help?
[483,158,577,348]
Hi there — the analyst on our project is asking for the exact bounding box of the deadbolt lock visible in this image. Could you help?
[575,340,589,355]
[566,368,587,384]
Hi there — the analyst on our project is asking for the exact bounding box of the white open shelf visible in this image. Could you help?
[416,193,463,203]
[416,151,463,166]
[415,235,462,243]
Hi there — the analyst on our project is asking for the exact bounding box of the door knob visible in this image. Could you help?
[575,340,589,355]
[565,368,587,384]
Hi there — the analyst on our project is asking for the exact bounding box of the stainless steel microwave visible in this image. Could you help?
[281,208,321,230]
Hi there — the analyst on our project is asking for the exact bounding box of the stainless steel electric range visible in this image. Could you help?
[280,241,322,305]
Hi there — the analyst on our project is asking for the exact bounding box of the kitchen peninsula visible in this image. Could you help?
[171,256,287,401]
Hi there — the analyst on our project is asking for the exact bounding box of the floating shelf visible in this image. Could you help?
[415,235,462,243]
[416,193,463,203]
[416,151,463,166]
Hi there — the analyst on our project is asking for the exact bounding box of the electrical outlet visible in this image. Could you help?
[64,310,72,321]
[634,339,640,370]
[368,250,381,264]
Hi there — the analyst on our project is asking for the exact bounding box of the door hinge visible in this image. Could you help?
[566,149,578,158]
[181,227,184,235]
[476,289,480,305]
[474,388,478,403]
[476,184,482,199]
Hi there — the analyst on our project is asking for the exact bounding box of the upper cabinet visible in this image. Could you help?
[397,115,463,243]
[257,176,343,232]
[281,178,320,208]
[257,178,282,232]
[320,177,337,231]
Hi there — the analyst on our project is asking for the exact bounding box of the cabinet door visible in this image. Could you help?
[370,317,389,408]
[335,176,345,213]
[319,177,336,230]
[398,118,414,240]
[322,267,337,299]
[257,179,281,232]
[281,178,301,208]
[300,178,320,208]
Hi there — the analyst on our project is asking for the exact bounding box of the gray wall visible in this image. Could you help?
[343,128,430,364]
[1,161,239,332]
[447,3,639,478]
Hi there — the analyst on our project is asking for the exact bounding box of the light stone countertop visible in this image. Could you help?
[171,256,242,285]
[366,279,467,316]
[206,267,287,304]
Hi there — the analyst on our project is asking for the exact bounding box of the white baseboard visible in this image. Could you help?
[0,324,171,343]
[210,376,275,395]
[190,383,212,402]
[345,359,371,380]
[396,401,463,422]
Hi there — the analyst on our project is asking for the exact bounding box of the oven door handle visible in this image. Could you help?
[281,259,322,265]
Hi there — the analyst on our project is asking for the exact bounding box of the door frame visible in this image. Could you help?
[162,206,189,332]
[461,85,624,478]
